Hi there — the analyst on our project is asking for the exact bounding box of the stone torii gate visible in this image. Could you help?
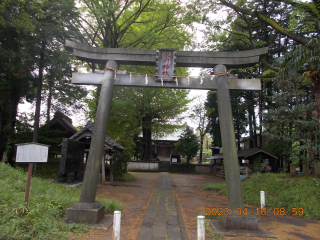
[64,40,268,229]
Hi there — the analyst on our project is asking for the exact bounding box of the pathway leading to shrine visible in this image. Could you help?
[78,172,320,240]
[136,172,187,240]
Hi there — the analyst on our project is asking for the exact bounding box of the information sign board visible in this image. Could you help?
[16,143,49,163]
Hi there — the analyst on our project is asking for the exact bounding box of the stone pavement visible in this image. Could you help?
[136,172,187,240]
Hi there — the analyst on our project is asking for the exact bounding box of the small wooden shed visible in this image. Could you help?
[208,148,279,173]
[69,121,124,160]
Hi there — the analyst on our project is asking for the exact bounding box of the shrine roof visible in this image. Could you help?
[45,111,78,134]
[69,121,124,151]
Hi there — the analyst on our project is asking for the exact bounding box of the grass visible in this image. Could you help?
[116,172,136,181]
[0,163,122,240]
[200,173,320,219]
[200,182,227,196]
[104,172,136,182]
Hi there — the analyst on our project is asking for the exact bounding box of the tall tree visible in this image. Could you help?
[31,0,86,143]
[175,125,200,163]
[205,91,221,147]
[0,0,45,163]
[0,0,88,164]
[210,0,320,118]
[86,86,191,161]
[77,0,194,49]
[79,0,196,160]
[190,97,209,163]
[195,0,320,174]
[205,90,247,150]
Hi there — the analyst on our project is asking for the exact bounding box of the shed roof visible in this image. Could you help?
[208,148,278,160]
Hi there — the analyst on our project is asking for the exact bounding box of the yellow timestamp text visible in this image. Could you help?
[205,207,304,216]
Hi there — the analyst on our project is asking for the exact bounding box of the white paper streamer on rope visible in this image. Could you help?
[145,74,148,84]
[161,76,163,86]
[187,77,190,85]
[210,75,215,80]
[200,75,204,84]
[175,77,178,86]
[130,72,132,82]
[114,70,117,80]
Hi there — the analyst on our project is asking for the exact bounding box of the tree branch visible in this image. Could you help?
[219,0,316,48]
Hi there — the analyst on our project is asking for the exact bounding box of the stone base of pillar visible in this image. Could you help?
[65,201,105,224]
[218,212,258,230]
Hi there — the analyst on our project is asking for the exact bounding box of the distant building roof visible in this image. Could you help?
[46,111,78,134]
[152,129,183,141]
[69,121,124,151]
[208,148,278,160]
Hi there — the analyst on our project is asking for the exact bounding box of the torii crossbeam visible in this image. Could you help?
[65,40,268,230]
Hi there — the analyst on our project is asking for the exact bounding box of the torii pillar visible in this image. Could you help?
[215,64,257,230]
[65,60,118,224]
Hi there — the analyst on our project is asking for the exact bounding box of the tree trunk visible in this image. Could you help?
[236,124,241,150]
[142,125,153,161]
[252,109,258,148]
[199,133,204,163]
[248,108,255,148]
[6,87,20,166]
[259,84,263,147]
[311,73,320,119]
[0,105,5,162]
[33,40,46,143]
[46,80,53,123]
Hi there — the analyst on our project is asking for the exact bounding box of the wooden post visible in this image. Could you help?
[110,157,113,183]
[24,162,33,204]
[101,153,105,183]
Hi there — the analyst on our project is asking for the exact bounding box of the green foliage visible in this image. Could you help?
[0,0,86,164]
[253,155,262,172]
[18,163,60,179]
[205,91,221,147]
[78,0,194,49]
[0,163,122,239]
[112,136,136,178]
[80,0,195,162]
[190,97,209,163]
[112,173,136,182]
[175,125,200,163]
[205,90,247,148]
[263,74,320,164]
[0,0,45,32]
[200,173,320,219]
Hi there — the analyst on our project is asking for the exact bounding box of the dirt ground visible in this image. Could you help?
[79,172,320,240]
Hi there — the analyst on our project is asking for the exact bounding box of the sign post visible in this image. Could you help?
[15,142,50,204]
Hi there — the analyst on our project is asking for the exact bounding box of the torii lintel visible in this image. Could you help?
[72,72,261,91]
[66,40,268,68]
